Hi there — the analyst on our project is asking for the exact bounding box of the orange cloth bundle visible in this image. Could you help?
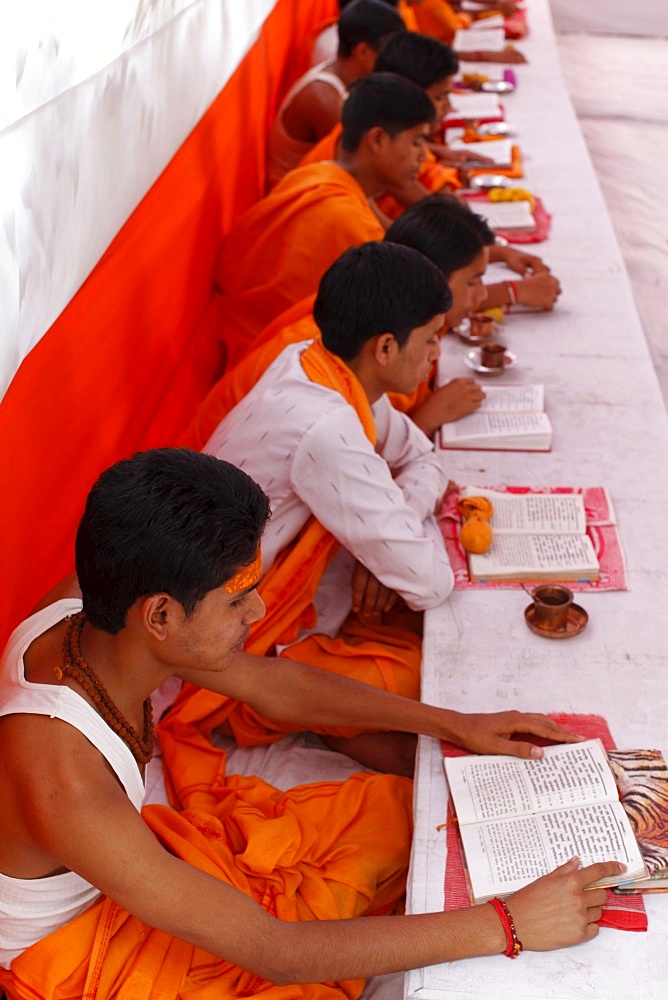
[0,777,412,999]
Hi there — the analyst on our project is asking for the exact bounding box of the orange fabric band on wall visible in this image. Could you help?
[0,0,337,647]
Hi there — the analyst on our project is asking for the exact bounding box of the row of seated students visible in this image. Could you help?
[218,67,559,370]
[0,4,619,999]
[305,0,527,85]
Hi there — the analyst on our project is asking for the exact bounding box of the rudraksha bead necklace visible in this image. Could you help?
[55,611,154,767]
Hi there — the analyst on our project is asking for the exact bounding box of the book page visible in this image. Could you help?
[461,488,587,534]
[449,138,513,167]
[467,532,599,580]
[454,27,506,52]
[441,411,550,444]
[458,800,646,903]
[445,740,616,825]
[469,199,535,230]
[446,93,502,120]
[478,384,544,412]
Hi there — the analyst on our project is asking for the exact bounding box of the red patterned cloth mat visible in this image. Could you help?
[504,7,529,41]
[441,713,647,931]
[438,485,628,592]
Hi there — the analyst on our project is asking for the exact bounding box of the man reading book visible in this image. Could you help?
[266,0,406,188]
[201,241,456,773]
[215,73,435,368]
[0,446,624,998]
[178,195,494,454]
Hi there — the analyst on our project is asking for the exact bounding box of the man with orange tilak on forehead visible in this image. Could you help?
[0,448,625,1000]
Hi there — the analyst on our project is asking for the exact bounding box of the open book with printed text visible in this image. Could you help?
[469,198,536,231]
[440,384,551,451]
[449,137,514,168]
[459,486,602,581]
[444,739,647,904]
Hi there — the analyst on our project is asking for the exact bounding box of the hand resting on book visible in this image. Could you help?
[443,710,585,759]
[410,377,486,438]
[504,857,626,951]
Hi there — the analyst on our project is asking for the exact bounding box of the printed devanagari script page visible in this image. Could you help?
[457,801,645,902]
[445,741,645,901]
[445,740,616,824]
[461,488,587,534]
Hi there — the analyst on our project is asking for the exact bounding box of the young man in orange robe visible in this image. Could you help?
[179,195,557,452]
[0,445,623,999]
[298,32,495,218]
[214,72,435,368]
[266,0,405,189]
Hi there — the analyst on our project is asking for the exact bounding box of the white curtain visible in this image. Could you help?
[0,0,276,398]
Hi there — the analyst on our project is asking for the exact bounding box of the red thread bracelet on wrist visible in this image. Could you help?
[488,897,524,958]
[505,281,519,307]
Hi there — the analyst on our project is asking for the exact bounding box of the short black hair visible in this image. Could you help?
[341,72,436,152]
[338,0,405,58]
[76,448,270,634]
[314,241,451,361]
[340,0,399,8]
[375,31,459,88]
[385,194,495,277]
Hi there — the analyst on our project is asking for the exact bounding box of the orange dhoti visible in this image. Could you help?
[0,773,412,1000]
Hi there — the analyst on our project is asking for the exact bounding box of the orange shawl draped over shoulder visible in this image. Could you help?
[162,340,380,754]
[411,0,470,43]
[214,164,384,368]
[297,124,460,222]
[178,296,433,457]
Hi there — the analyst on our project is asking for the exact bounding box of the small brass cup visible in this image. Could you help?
[480,341,507,369]
[530,584,573,631]
[470,314,495,340]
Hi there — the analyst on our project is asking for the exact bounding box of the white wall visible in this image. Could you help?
[0,0,276,398]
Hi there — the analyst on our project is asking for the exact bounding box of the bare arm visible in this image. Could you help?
[282,82,344,143]
[488,245,550,274]
[378,177,435,210]
[482,272,562,311]
[427,140,495,168]
[179,650,585,760]
[4,713,622,983]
